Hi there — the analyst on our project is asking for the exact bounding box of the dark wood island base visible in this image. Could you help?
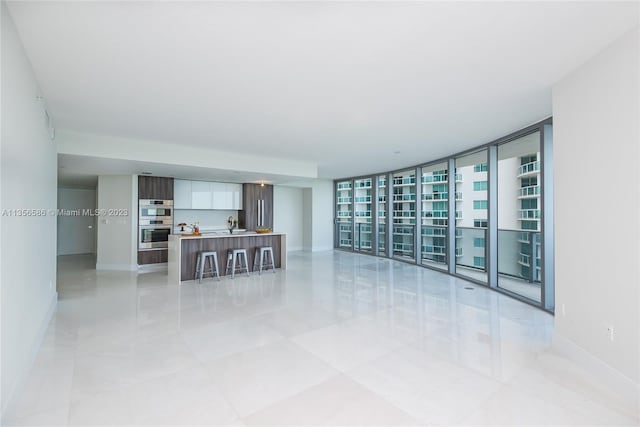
[168,232,287,283]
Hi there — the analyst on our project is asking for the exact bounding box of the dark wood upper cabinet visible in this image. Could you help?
[239,183,273,231]
[138,176,174,200]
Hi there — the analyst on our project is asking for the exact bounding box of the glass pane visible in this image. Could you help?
[354,178,373,253]
[378,175,387,256]
[498,132,541,302]
[421,162,448,270]
[336,180,352,249]
[455,150,488,282]
[392,169,416,261]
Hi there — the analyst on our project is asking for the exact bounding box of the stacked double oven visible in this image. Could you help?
[139,199,173,253]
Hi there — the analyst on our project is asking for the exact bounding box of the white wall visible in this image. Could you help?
[57,188,97,255]
[310,180,334,252]
[96,175,137,270]
[273,186,304,251]
[0,2,58,415]
[552,28,639,384]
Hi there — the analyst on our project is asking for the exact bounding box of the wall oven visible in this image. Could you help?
[139,200,173,251]
[139,226,171,250]
[139,200,173,221]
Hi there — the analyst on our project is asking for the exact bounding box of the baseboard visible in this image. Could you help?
[552,334,639,415]
[311,245,333,252]
[287,246,303,252]
[95,263,137,271]
[1,290,57,423]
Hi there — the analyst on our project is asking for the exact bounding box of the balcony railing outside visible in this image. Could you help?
[337,182,352,190]
[422,210,448,218]
[518,209,541,219]
[518,185,540,198]
[354,196,372,203]
[421,174,448,184]
[421,224,448,269]
[337,197,352,204]
[354,222,373,253]
[393,210,415,218]
[422,192,447,201]
[393,194,416,201]
[518,161,540,176]
[422,226,446,237]
[393,176,416,186]
[354,180,372,189]
[393,224,415,261]
[456,227,488,280]
[498,229,542,302]
[337,222,353,249]
[422,245,446,255]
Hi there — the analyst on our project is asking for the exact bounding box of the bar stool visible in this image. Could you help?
[226,248,250,278]
[253,246,275,274]
[195,251,221,283]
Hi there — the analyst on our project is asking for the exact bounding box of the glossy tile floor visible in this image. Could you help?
[5,251,638,426]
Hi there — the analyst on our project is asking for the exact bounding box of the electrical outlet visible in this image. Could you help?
[561,303,566,316]
[607,326,614,341]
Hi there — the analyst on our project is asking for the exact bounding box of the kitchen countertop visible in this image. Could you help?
[170,231,285,240]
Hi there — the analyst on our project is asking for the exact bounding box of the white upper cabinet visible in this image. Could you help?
[191,181,212,209]
[174,179,192,209]
[175,180,243,210]
[211,182,228,210]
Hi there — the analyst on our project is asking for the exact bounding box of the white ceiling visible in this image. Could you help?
[7,1,639,181]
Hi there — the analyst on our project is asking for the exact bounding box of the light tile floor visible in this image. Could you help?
[4,251,638,426]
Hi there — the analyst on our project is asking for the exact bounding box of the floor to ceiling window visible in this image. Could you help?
[335,180,353,249]
[392,169,416,262]
[497,131,542,302]
[354,178,373,253]
[333,119,553,312]
[454,149,488,283]
[420,162,449,271]
[377,175,387,256]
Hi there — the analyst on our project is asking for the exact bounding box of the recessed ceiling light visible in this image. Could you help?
[393,151,401,155]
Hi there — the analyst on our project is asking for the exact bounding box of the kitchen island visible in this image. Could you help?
[168,232,286,283]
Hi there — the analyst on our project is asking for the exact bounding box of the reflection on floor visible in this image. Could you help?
[455,265,542,302]
[4,251,637,426]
